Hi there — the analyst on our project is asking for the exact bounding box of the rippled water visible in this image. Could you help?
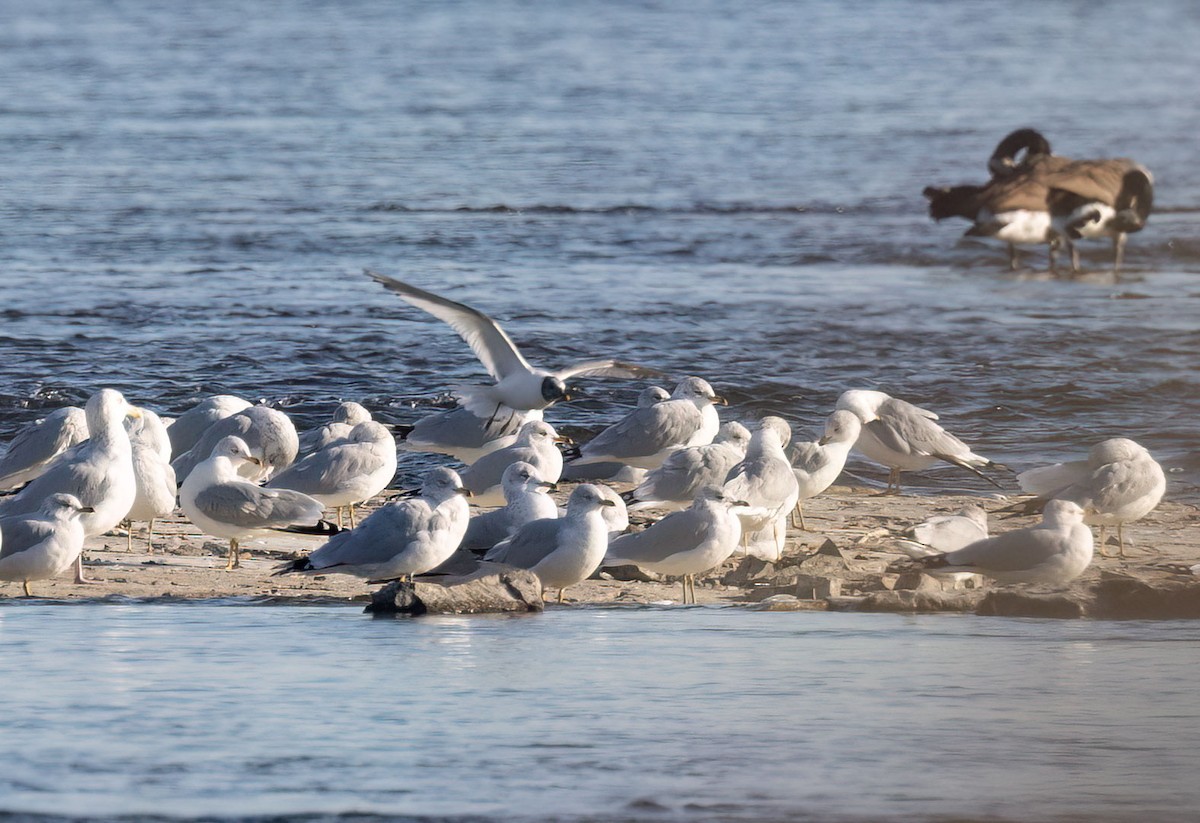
[2,604,1199,822]
[0,0,1198,498]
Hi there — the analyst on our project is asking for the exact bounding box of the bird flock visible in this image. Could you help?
[0,132,1171,601]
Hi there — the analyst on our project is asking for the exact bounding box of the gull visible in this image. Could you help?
[179,436,332,570]
[722,416,799,561]
[398,406,543,465]
[267,420,398,528]
[835,390,1002,493]
[595,484,629,539]
[459,420,567,506]
[365,269,659,420]
[172,405,299,485]
[625,421,751,512]
[0,406,89,491]
[605,486,746,604]
[297,401,372,457]
[789,410,861,529]
[484,484,615,603]
[891,505,989,589]
[570,377,726,471]
[1011,437,1166,557]
[0,389,140,584]
[912,500,1093,587]
[460,461,558,552]
[276,467,471,582]
[123,409,178,552]
[562,386,672,483]
[0,494,94,596]
[166,395,252,459]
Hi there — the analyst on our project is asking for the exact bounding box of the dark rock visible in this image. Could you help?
[720,556,776,586]
[1092,573,1200,619]
[889,571,942,592]
[366,568,544,616]
[851,590,983,613]
[976,589,1090,619]
[595,563,660,582]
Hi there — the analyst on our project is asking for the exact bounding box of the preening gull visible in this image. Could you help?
[276,467,471,582]
[399,406,543,465]
[267,420,398,528]
[912,500,1093,587]
[0,388,140,583]
[1013,437,1165,557]
[835,389,1002,493]
[485,484,615,602]
[179,436,331,570]
[297,401,372,457]
[625,421,751,512]
[167,395,252,459]
[172,405,299,485]
[789,410,860,529]
[366,269,659,420]
[0,406,89,491]
[605,486,745,604]
[571,377,725,471]
[0,494,94,596]
[124,409,178,552]
[723,416,799,561]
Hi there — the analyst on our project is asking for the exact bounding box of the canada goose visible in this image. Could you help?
[1047,162,1153,275]
[924,128,1072,270]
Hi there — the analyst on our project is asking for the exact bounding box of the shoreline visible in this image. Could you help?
[6,482,1197,618]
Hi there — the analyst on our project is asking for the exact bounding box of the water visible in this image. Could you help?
[0,603,1198,822]
[3,3,1200,818]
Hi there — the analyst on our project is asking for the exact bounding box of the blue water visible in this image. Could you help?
[2,604,1199,822]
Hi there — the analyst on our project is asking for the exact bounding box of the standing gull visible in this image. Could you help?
[167,395,252,459]
[276,467,471,582]
[484,484,615,603]
[459,420,567,507]
[723,416,800,561]
[124,409,178,552]
[460,461,558,552]
[267,420,398,528]
[911,500,1093,587]
[1012,437,1166,557]
[835,390,1002,493]
[625,421,751,512]
[0,406,89,491]
[570,377,726,471]
[605,486,746,604]
[366,269,659,420]
[0,389,140,584]
[562,385,673,483]
[0,494,94,596]
[789,410,861,529]
[179,436,331,570]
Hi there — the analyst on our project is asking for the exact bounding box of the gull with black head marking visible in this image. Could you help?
[365,269,660,422]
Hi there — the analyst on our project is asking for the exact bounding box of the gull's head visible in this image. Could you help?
[694,485,748,508]
[347,420,392,445]
[638,386,671,407]
[517,420,562,445]
[835,389,889,422]
[756,415,792,448]
[955,505,989,530]
[818,410,862,446]
[568,483,617,513]
[422,466,471,501]
[716,421,752,451]
[502,461,556,494]
[333,401,372,426]
[213,435,261,467]
[43,493,95,517]
[673,377,725,407]
[541,376,570,405]
[1042,499,1086,526]
[86,388,138,429]
[1089,438,1148,466]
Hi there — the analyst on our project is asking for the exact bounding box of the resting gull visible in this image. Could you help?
[0,494,94,596]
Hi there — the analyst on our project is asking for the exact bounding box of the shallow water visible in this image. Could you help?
[2,603,1200,822]
[1,0,1198,498]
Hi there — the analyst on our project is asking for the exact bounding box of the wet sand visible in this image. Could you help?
[8,482,1197,608]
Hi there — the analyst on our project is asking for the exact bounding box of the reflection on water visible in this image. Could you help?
[1,604,1199,822]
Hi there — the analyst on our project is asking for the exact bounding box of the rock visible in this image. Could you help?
[976,588,1089,619]
[889,571,942,592]
[754,594,828,612]
[844,589,983,613]
[366,568,544,616]
[596,563,661,582]
[721,556,776,586]
[1091,573,1200,619]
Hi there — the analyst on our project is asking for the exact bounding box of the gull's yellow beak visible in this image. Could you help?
[126,406,144,419]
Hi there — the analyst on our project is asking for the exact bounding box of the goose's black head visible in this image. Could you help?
[988,128,1052,178]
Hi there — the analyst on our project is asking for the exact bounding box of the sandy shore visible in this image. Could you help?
[7,480,1197,609]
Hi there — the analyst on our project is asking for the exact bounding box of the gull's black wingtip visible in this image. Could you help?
[280,519,342,537]
[272,555,313,577]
